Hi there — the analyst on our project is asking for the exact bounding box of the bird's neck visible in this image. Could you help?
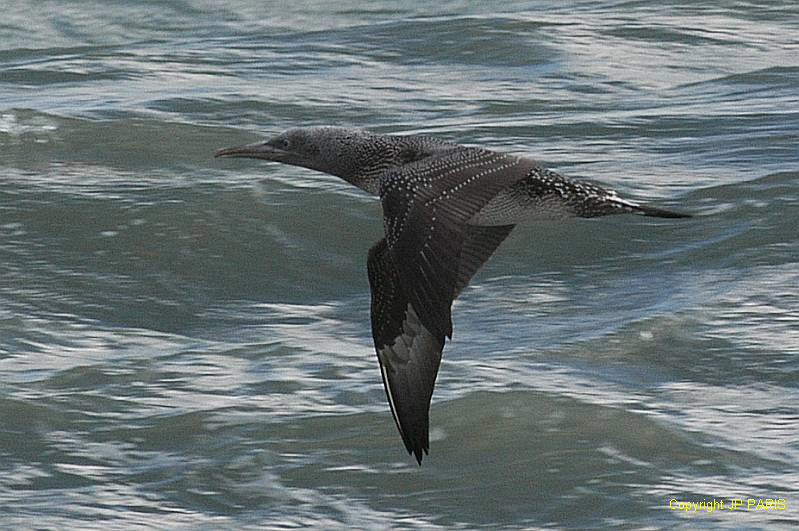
[330,134,452,196]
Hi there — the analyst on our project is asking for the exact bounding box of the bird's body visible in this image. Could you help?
[215,126,689,464]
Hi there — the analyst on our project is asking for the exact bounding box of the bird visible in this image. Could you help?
[215,126,690,464]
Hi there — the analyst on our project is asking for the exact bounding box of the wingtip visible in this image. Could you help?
[411,446,427,466]
[401,432,428,465]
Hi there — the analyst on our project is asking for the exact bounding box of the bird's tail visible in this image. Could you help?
[608,195,692,219]
[627,203,692,219]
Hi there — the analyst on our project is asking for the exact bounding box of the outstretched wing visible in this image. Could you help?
[455,224,515,297]
[367,238,444,464]
[367,225,515,464]
[379,146,535,339]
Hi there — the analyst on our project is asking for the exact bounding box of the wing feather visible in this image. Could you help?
[379,147,534,338]
[367,239,443,463]
[366,224,515,463]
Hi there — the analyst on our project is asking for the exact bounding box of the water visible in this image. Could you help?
[2,1,798,529]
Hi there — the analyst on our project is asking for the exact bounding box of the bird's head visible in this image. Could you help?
[215,126,389,193]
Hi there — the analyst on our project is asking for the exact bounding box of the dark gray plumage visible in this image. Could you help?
[215,126,690,464]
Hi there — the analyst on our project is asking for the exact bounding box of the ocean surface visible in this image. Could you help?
[1,1,798,529]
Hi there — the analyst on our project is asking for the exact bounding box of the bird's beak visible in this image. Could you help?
[214,141,286,161]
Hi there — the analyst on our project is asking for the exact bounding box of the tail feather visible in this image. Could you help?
[608,195,691,219]
[629,203,692,219]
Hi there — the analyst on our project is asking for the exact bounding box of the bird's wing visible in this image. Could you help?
[367,224,515,464]
[455,224,515,297]
[380,147,535,339]
[367,238,444,464]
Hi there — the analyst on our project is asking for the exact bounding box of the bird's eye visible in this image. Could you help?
[271,137,290,150]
